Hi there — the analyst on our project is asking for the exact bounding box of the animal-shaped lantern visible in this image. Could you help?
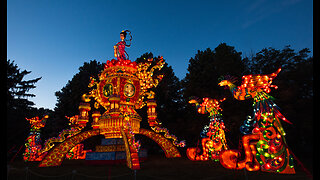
[218,68,295,174]
[187,97,228,161]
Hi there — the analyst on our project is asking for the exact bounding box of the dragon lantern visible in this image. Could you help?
[23,115,49,161]
[186,97,228,162]
[218,68,295,174]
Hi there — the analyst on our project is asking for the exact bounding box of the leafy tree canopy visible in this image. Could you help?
[53,60,104,133]
[183,43,246,100]
[7,60,41,110]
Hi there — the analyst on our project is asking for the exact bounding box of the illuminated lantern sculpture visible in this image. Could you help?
[186,97,228,161]
[23,115,49,161]
[34,30,184,169]
[147,98,158,126]
[114,30,132,60]
[66,144,92,160]
[92,111,101,129]
[218,68,295,174]
[77,30,184,169]
[78,102,91,127]
[40,114,89,154]
[24,111,91,164]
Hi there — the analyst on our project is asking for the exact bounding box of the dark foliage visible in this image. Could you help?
[7,60,52,160]
[52,60,104,136]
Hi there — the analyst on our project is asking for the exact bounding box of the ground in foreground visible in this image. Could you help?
[7,155,313,180]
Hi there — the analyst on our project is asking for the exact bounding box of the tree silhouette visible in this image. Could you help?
[7,60,45,158]
[53,60,104,135]
[7,60,41,109]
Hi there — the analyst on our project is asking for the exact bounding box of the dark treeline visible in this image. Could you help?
[7,43,313,162]
[7,60,53,160]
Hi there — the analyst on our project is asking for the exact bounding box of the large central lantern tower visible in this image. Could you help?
[81,30,185,169]
[37,30,184,170]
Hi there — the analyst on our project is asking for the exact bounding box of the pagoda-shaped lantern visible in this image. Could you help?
[78,102,91,127]
[79,30,185,169]
[37,30,184,170]
[91,111,101,129]
[109,95,121,116]
[147,99,158,126]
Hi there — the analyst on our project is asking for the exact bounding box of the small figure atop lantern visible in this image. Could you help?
[114,30,132,60]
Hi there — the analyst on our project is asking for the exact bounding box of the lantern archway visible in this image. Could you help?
[38,128,181,167]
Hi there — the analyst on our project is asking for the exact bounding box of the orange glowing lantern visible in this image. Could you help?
[109,95,121,116]
[147,99,158,126]
[187,97,228,162]
[78,102,91,127]
[91,111,101,129]
[219,68,295,174]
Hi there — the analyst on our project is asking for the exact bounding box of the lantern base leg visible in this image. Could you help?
[121,128,140,170]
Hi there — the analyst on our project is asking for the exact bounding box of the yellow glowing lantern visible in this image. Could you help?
[147,99,158,126]
[109,95,121,116]
[78,102,91,127]
[91,111,101,129]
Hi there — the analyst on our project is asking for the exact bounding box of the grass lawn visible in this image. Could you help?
[7,154,313,180]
